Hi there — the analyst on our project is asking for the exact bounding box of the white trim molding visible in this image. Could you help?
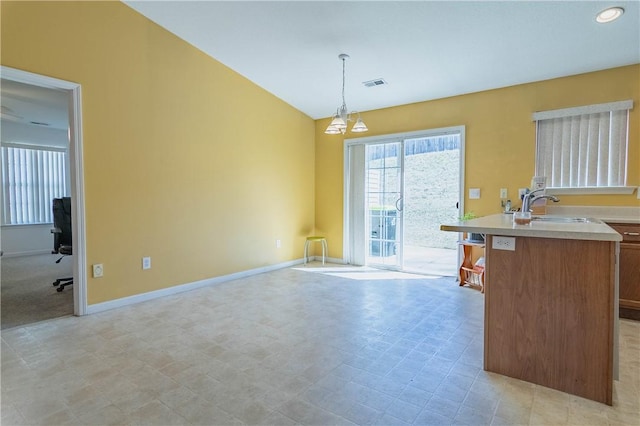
[1,65,87,316]
[546,186,637,196]
[86,259,316,314]
[1,249,51,258]
[532,100,633,121]
[87,257,346,315]
[342,125,465,267]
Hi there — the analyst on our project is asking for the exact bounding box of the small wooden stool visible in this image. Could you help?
[304,236,327,265]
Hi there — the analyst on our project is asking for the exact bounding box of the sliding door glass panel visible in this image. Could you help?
[365,143,402,268]
[402,135,460,275]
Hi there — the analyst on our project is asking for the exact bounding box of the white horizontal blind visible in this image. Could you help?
[535,105,630,188]
[1,145,68,224]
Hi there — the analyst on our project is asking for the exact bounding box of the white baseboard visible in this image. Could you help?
[308,255,346,265]
[86,258,307,315]
[1,249,52,258]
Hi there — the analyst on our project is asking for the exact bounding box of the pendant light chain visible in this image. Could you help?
[342,56,347,109]
[324,53,368,135]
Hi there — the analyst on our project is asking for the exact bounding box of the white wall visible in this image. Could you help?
[1,224,53,257]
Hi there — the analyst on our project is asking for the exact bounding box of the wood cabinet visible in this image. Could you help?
[484,235,615,405]
[607,222,640,320]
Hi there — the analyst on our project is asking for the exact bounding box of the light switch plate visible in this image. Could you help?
[142,257,151,270]
[469,188,481,199]
[500,188,508,199]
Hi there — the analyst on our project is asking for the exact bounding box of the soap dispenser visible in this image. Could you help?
[504,199,511,213]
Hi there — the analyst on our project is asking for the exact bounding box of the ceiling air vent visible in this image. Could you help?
[363,78,387,88]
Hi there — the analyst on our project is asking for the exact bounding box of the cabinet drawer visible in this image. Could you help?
[607,223,640,243]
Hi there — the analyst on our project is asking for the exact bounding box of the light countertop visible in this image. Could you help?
[441,214,622,242]
[545,206,640,224]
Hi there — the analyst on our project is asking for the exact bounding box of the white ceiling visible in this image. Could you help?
[1,1,638,133]
[123,0,640,119]
[1,79,69,130]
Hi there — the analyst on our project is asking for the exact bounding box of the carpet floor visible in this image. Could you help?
[1,253,73,330]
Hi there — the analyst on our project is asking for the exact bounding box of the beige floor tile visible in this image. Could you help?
[36,408,82,426]
[127,400,189,425]
[1,403,27,425]
[493,399,531,425]
[76,403,128,426]
[1,264,638,425]
[168,396,234,425]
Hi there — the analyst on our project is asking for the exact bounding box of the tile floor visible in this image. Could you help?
[1,264,638,425]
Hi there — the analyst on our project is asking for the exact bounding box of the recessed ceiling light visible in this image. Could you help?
[596,7,624,23]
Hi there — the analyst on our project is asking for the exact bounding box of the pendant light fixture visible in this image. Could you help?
[325,54,368,135]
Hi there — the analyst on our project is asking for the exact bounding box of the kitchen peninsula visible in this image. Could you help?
[441,214,622,405]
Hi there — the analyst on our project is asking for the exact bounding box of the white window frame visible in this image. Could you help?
[532,100,635,195]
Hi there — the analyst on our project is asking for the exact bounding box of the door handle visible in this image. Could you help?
[396,197,403,212]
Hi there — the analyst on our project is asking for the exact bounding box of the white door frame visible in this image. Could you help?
[343,125,466,267]
[1,66,87,316]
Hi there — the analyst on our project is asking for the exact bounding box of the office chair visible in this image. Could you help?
[51,197,73,292]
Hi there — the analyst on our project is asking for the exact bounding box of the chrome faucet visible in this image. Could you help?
[521,188,560,212]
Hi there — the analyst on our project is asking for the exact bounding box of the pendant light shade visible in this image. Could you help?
[324,122,342,134]
[351,117,368,133]
[324,54,368,135]
[329,114,347,129]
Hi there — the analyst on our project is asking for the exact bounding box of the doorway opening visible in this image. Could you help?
[345,127,464,276]
[1,66,87,326]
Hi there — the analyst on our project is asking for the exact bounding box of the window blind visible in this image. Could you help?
[534,102,631,188]
[1,145,68,225]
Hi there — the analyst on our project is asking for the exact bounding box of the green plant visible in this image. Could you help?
[460,211,478,221]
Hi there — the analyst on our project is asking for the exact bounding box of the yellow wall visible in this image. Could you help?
[316,65,640,257]
[2,2,639,300]
[1,1,316,304]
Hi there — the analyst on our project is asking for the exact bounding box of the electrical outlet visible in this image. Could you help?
[492,236,516,251]
[500,188,508,199]
[276,239,281,248]
[142,257,151,270]
[469,188,481,199]
[92,263,104,278]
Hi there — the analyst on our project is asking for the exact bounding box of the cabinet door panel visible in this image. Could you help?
[619,243,640,307]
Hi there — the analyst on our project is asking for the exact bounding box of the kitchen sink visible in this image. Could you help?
[531,216,600,224]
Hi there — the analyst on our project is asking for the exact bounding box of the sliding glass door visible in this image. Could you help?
[345,127,464,275]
